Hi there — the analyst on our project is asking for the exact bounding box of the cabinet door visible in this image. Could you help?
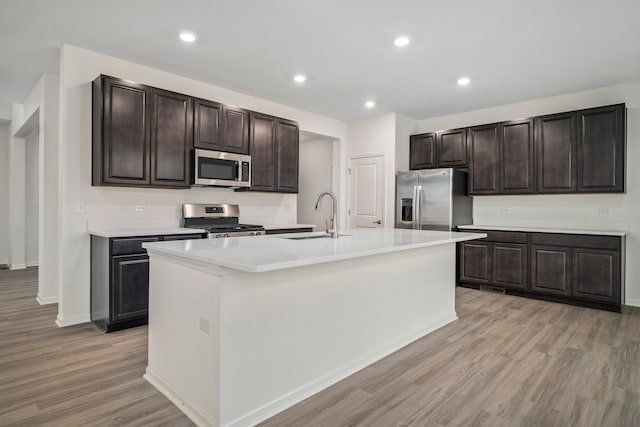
[530,245,571,296]
[437,128,468,167]
[572,248,620,303]
[469,124,500,194]
[536,112,577,193]
[111,254,149,322]
[250,112,276,191]
[493,243,528,289]
[501,119,534,194]
[410,133,437,169]
[149,88,192,187]
[222,105,250,154]
[275,118,299,193]
[459,242,491,284]
[98,76,150,185]
[193,98,224,151]
[577,104,625,193]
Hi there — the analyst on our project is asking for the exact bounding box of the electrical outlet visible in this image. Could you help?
[199,317,210,334]
[500,207,511,215]
[599,207,612,215]
[135,205,146,212]
[76,202,85,214]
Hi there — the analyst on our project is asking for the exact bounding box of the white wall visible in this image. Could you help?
[0,123,9,265]
[25,128,39,266]
[418,81,640,306]
[56,45,348,326]
[395,113,419,173]
[347,113,396,228]
[8,74,60,304]
[298,138,334,229]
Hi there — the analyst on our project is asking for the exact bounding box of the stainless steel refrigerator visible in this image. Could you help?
[396,169,472,231]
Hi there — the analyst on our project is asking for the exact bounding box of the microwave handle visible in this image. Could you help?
[236,161,242,181]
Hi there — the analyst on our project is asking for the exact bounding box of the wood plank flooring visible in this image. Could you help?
[2,268,639,426]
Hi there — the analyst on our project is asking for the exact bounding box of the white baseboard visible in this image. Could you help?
[0,258,7,266]
[625,298,640,308]
[144,368,214,427]
[55,313,90,327]
[9,264,27,270]
[36,295,58,305]
[26,261,39,267]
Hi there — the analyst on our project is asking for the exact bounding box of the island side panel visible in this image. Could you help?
[218,243,457,427]
[144,258,222,427]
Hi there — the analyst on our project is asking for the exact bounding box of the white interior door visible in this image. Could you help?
[349,154,384,229]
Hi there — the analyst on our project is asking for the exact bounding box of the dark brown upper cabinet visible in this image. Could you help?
[193,100,249,155]
[437,128,468,167]
[414,103,625,196]
[410,128,467,170]
[94,75,192,189]
[149,88,192,188]
[501,119,534,194]
[93,75,151,186]
[275,118,299,192]
[410,133,436,169]
[221,105,250,154]
[469,124,500,194]
[193,98,223,151]
[249,112,299,193]
[535,112,577,193]
[576,104,625,193]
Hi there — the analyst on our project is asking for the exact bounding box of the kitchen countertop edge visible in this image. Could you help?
[458,225,627,237]
[88,227,207,238]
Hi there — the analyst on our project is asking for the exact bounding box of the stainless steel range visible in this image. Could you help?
[182,204,265,238]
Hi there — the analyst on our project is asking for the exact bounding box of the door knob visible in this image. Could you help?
[373,220,382,225]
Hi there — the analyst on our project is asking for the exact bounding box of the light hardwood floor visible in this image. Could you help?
[1,268,639,426]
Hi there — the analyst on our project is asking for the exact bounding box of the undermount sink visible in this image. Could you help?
[283,234,351,240]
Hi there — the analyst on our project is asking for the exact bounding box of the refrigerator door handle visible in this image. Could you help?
[414,185,422,229]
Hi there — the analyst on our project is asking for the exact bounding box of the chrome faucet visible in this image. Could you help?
[315,191,338,238]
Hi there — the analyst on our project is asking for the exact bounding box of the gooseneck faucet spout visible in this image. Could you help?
[314,191,338,238]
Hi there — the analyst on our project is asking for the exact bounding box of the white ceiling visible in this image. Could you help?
[1,0,639,121]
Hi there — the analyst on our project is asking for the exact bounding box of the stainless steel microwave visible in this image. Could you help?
[193,149,251,188]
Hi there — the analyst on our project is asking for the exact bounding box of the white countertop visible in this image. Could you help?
[262,224,316,230]
[142,228,486,273]
[88,227,206,238]
[458,224,626,237]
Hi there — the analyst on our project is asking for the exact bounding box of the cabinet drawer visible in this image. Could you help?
[530,233,620,250]
[112,237,160,255]
[463,229,528,244]
[162,234,205,241]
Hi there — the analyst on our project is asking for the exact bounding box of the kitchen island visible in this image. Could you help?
[142,228,485,427]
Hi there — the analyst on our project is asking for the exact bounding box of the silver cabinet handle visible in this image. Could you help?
[373,220,381,225]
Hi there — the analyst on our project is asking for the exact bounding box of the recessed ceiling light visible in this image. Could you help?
[364,101,376,108]
[393,36,410,47]
[457,77,471,86]
[179,32,197,43]
[293,74,307,83]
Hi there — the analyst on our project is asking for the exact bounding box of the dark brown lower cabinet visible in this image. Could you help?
[493,243,527,290]
[458,234,527,290]
[530,245,571,296]
[111,254,149,323]
[458,229,623,312]
[459,242,491,284]
[91,232,206,332]
[572,248,619,304]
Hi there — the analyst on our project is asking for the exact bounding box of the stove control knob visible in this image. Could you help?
[249,232,256,236]
[215,234,223,238]
[223,233,230,238]
[254,231,262,236]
